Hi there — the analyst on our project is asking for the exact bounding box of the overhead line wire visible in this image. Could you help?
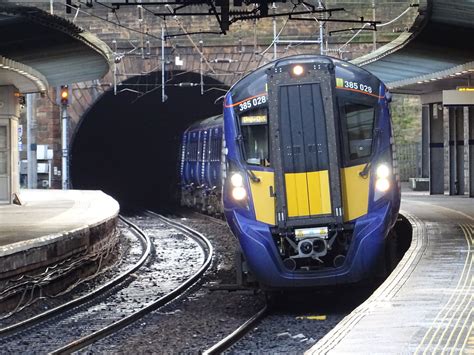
[338,4,415,52]
[70,1,163,41]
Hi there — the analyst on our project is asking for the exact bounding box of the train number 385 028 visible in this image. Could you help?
[238,95,267,111]
[344,80,373,94]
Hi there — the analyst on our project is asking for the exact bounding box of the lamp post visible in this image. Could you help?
[60,85,69,190]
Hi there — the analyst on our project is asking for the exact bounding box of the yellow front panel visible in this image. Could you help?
[341,164,370,221]
[285,173,310,217]
[307,171,332,215]
[249,170,276,225]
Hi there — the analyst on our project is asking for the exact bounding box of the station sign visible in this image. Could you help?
[443,90,474,106]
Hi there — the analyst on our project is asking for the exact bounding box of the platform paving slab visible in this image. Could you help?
[0,189,119,278]
[306,192,473,354]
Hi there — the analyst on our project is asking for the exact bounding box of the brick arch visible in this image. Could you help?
[69,69,227,207]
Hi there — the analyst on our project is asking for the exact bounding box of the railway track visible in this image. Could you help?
[0,211,213,353]
[0,215,151,337]
[203,305,268,354]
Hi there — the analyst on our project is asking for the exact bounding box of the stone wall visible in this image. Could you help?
[12,0,419,189]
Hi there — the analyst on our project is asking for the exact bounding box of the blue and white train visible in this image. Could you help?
[180,55,401,289]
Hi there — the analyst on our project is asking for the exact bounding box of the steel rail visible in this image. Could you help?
[50,211,213,354]
[188,211,228,227]
[202,304,268,355]
[0,215,151,338]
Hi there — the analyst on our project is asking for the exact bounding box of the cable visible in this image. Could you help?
[337,23,370,52]
[70,1,163,41]
[378,5,413,28]
[165,6,216,74]
[258,4,297,57]
[337,4,415,52]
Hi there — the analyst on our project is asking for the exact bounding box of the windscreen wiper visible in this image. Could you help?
[359,162,371,178]
[359,128,381,178]
[246,168,261,183]
[236,134,261,183]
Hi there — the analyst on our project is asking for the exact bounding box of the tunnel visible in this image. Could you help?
[70,71,228,210]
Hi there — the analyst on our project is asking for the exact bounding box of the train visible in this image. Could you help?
[180,54,401,289]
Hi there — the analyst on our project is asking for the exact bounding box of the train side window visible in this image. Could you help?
[210,134,220,162]
[340,102,375,161]
[238,107,270,166]
[188,137,198,162]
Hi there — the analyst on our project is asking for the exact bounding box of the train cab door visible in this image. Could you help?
[267,62,344,230]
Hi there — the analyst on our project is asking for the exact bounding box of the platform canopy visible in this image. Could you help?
[352,0,474,95]
[0,4,112,93]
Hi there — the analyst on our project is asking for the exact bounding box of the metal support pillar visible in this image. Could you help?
[61,105,69,189]
[199,40,204,95]
[372,0,377,51]
[272,3,277,60]
[469,107,474,197]
[26,93,37,189]
[429,103,444,194]
[0,86,20,204]
[455,107,464,195]
[319,20,324,55]
[448,107,465,195]
[421,105,429,178]
[161,22,166,103]
[448,107,456,195]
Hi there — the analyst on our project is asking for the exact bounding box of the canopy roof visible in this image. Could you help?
[0,4,112,93]
[352,0,474,94]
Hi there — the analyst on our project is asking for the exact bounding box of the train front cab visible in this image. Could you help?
[224,56,400,288]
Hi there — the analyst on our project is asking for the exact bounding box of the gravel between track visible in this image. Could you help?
[0,209,378,354]
[81,211,376,354]
[82,211,266,353]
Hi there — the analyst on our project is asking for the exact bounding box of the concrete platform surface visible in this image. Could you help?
[307,193,473,354]
[0,189,119,277]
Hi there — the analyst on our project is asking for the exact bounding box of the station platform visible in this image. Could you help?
[0,189,119,279]
[307,191,473,354]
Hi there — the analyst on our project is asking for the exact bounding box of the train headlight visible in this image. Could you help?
[375,163,391,193]
[230,173,244,187]
[376,164,390,179]
[375,178,390,192]
[292,65,304,76]
[230,172,247,201]
[232,186,247,201]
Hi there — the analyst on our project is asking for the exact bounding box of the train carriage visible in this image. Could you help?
[180,115,224,215]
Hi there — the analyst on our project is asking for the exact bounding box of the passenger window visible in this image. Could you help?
[187,138,198,162]
[239,108,270,166]
[341,102,375,160]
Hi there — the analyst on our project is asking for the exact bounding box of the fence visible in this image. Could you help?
[395,142,420,181]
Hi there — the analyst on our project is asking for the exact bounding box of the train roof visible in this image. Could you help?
[226,55,385,105]
[184,114,223,133]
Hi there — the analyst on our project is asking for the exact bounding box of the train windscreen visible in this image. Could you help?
[239,107,269,166]
[339,102,375,162]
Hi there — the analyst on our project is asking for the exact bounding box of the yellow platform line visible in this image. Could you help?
[306,212,427,354]
[450,308,473,355]
[461,323,473,354]
[416,223,472,355]
[445,225,473,354]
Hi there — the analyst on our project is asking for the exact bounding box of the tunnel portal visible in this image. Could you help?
[71,71,228,210]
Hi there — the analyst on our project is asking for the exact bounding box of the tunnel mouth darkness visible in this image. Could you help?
[71,71,228,211]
